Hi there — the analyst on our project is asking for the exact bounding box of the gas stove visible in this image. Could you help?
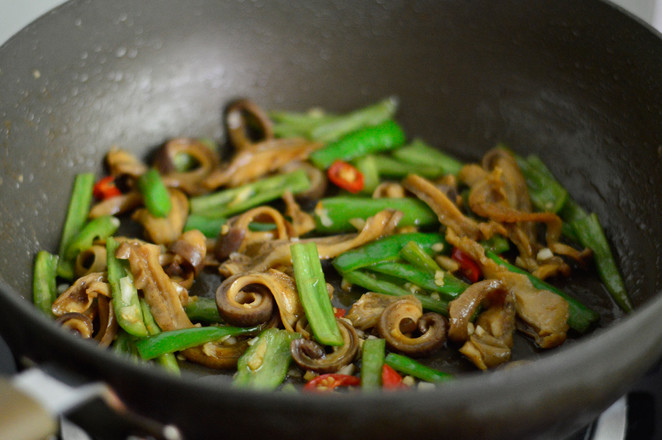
[1,335,660,440]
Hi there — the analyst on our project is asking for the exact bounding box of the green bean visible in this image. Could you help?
[339,269,449,316]
[369,261,466,300]
[361,338,385,390]
[234,328,301,390]
[113,330,140,360]
[352,155,380,195]
[372,154,446,178]
[290,242,343,346]
[480,235,511,254]
[514,153,568,213]
[572,213,632,313]
[64,215,120,260]
[184,214,226,238]
[391,138,463,176]
[400,240,442,274]
[33,251,59,317]
[140,299,180,374]
[270,110,339,139]
[309,120,406,169]
[516,153,631,313]
[314,197,437,234]
[485,251,599,333]
[57,173,95,279]
[184,297,224,323]
[333,232,446,273]
[106,237,149,338]
[190,169,310,218]
[135,325,259,360]
[307,96,398,143]
[137,168,172,218]
[384,353,452,384]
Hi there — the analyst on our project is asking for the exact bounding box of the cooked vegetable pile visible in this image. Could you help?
[33,97,631,392]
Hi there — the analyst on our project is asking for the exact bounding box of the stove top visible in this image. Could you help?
[1,335,659,440]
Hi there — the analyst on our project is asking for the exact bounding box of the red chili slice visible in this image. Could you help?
[381,364,406,390]
[327,160,364,193]
[451,247,482,283]
[303,373,361,392]
[93,176,122,200]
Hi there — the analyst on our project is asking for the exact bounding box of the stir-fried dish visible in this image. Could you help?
[32,97,631,392]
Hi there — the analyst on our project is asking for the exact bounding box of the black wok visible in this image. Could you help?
[1,0,661,438]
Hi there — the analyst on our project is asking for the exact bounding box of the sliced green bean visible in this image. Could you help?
[572,213,632,313]
[290,242,343,346]
[314,197,437,234]
[361,338,386,390]
[190,169,310,218]
[340,269,449,316]
[515,153,568,214]
[400,240,442,274]
[184,297,224,323]
[333,232,446,273]
[385,353,452,384]
[352,155,380,195]
[486,251,599,333]
[309,120,406,169]
[391,138,463,176]
[57,173,95,279]
[64,215,120,260]
[234,328,301,390]
[372,154,445,178]
[369,261,466,300]
[140,299,180,374]
[137,168,172,218]
[33,251,59,317]
[480,235,511,254]
[184,214,226,238]
[308,96,398,143]
[135,325,259,360]
[106,237,149,338]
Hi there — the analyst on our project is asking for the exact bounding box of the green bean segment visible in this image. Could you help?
[291,242,343,346]
[33,251,59,317]
[234,328,301,390]
[361,338,386,390]
[385,353,452,384]
[57,173,95,279]
[136,325,260,360]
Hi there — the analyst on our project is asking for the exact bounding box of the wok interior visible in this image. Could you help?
[1,0,661,438]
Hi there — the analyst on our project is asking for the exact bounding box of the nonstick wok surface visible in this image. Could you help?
[1,1,662,439]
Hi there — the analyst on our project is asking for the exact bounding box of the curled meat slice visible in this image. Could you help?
[154,138,220,196]
[449,279,517,370]
[116,241,193,331]
[94,295,118,348]
[290,318,359,373]
[377,296,447,357]
[74,245,108,277]
[346,292,403,331]
[225,98,275,151]
[282,191,316,238]
[165,229,207,289]
[203,138,322,189]
[182,340,250,370]
[89,192,143,219]
[403,174,483,240]
[52,272,109,317]
[132,188,189,245]
[446,229,569,350]
[496,271,569,349]
[448,279,509,343]
[216,269,304,332]
[219,209,403,276]
[56,313,94,338]
[106,148,147,179]
[215,206,290,260]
